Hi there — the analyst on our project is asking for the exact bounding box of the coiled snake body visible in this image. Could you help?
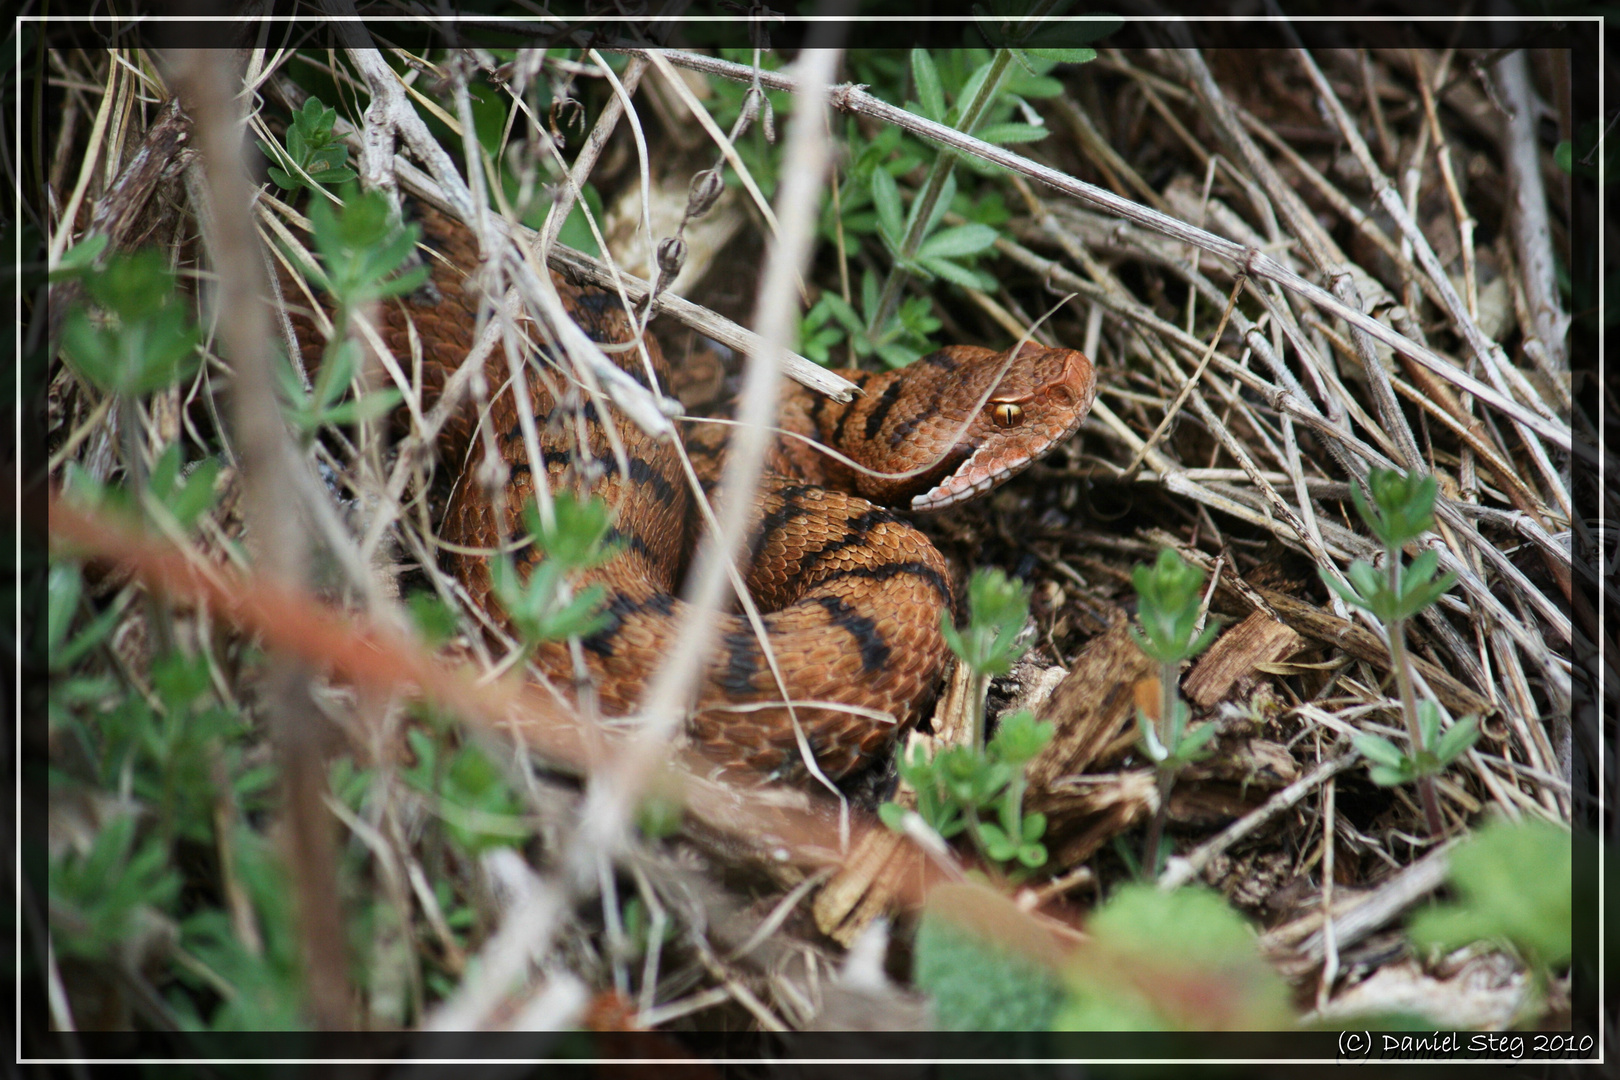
[301,206,1095,780]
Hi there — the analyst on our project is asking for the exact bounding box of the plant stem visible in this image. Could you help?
[1142,658,1178,878]
[968,671,990,751]
[866,48,1014,335]
[1387,556,1445,837]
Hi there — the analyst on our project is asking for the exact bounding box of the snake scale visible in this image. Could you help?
[289,204,1095,781]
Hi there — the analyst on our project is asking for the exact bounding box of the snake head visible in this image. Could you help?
[903,342,1095,512]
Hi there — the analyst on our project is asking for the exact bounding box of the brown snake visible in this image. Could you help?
[291,204,1095,781]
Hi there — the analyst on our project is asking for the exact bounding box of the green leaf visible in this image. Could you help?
[47,563,85,657]
[871,168,905,249]
[1368,763,1414,786]
[1026,48,1099,64]
[169,457,222,529]
[977,820,1016,860]
[919,256,988,290]
[974,121,1050,145]
[988,710,1053,766]
[1016,841,1047,868]
[1132,548,1213,663]
[1319,566,1368,608]
[878,801,910,832]
[1408,818,1570,970]
[916,223,1000,260]
[1416,699,1442,751]
[1433,715,1480,764]
[1172,720,1218,762]
[1345,560,1384,609]
[1353,732,1408,769]
[946,567,1032,677]
[1055,883,1292,1030]
[407,592,459,646]
[51,233,109,281]
[911,49,946,122]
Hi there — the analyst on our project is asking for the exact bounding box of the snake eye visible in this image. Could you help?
[992,402,1024,428]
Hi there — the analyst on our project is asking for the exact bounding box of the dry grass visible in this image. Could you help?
[35,30,1593,1043]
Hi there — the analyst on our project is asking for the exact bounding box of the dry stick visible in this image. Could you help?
[567,48,843,888]
[1176,50,1427,474]
[1119,272,1244,481]
[1269,838,1459,967]
[1155,751,1365,891]
[1494,49,1571,376]
[1293,48,1573,520]
[1316,767,1341,1012]
[165,50,351,1030]
[537,54,648,254]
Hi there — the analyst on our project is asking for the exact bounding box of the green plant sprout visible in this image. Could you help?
[277,186,425,440]
[880,569,1053,873]
[798,267,942,369]
[1131,547,1221,877]
[1320,467,1477,837]
[489,493,621,656]
[865,39,1098,336]
[258,96,358,193]
[55,237,222,582]
[57,243,202,399]
[867,48,1059,334]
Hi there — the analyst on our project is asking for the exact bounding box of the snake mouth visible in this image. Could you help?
[909,348,1094,512]
[909,441,1044,511]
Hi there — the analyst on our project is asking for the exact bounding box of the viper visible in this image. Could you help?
[286,203,1095,781]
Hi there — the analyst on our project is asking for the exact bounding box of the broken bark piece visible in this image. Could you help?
[1183,610,1306,708]
[1026,620,1155,794]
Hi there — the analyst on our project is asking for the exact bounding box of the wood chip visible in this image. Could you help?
[1183,610,1306,708]
[1027,619,1155,793]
